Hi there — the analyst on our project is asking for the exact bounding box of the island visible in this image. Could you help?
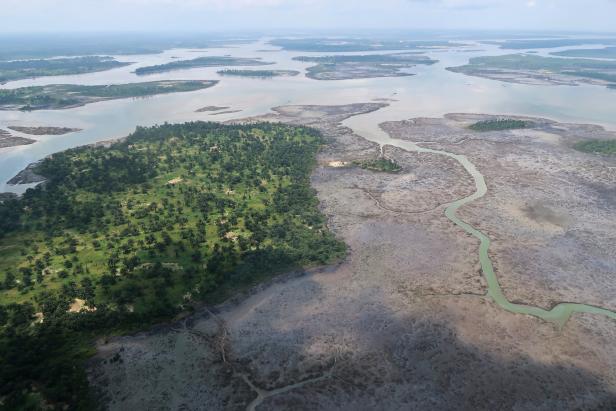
[294,53,438,80]
[0,80,218,111]
[483,38,616,49]
[216,69,300,78]
[552,46,616,60]
[0,121,345,408]
[447,54,616,88]
[8,126,82,135]
[0,128,36,148]
[134,56,274,75]
[0,56,130,84]
[271,38,462,52]
[195,105,230,112]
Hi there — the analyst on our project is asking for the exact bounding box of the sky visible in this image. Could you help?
[1,0,616,33]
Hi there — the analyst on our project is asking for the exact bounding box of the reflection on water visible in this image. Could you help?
[1,38,615,193]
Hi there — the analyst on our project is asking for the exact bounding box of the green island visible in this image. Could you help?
[0,122,345,409]
[484,38,616,50]
[0,80,217,111]
[294,54,437,80]
[354,157,402,173]
[551,46,616,60]
[574,139,616,155]
[447,54,616,88]
[134,57,273,75]
[469,118,533,132]
[271,38,460,52]
[216,69,300,78]
[0,56,130,84]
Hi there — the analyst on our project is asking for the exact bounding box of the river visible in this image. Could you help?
[1,37,616,193]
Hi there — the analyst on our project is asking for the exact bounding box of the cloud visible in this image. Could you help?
[1,0,616,32]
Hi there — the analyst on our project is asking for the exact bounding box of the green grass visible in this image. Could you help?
[574,139,616,155]
[469,119,533,132]
[0,122,346,409]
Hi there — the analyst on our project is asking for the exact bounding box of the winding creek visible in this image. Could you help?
[343,112,616,327]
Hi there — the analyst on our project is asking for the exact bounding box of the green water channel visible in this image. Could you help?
[436,147,616,327]
[352,124,616,327]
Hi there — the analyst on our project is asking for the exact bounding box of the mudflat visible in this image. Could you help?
[89,105,616,410]
[0,128,35,148]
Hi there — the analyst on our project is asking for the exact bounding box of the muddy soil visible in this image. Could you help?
[89,105,616,410]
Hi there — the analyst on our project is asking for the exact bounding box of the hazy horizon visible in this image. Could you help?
[2,0,616,33]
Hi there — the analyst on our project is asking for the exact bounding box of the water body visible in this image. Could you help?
[2,38,616,193]
[1,36,615,323]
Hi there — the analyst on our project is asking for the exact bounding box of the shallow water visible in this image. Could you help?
[1,37,616,193]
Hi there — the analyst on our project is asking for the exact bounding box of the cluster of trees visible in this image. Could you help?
[355,157,402,173]
[574,139,616,155]
[0,121,345,408]
[469,118,532,132]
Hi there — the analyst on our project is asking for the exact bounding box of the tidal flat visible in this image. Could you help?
[90,104,616,410]
[447,54,616,88]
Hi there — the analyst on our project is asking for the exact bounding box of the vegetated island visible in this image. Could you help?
[551,47,616,60]
[0,121,346,409]
[468,118,533,132]
[483,38,616,50]
[354,157,402,173]
[134,56,274,75]
[294,53,437,80]
[216,69,300,78]
[0,56,130,84]
[574,139,616,155]
[447,54,616,88]
[8,126,82,136]
[0,80,218,111]
[271,38,462,52]
[0,128,36,148]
